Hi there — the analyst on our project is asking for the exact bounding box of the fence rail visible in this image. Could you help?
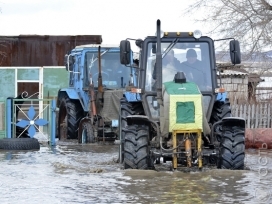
[231,103,272,128]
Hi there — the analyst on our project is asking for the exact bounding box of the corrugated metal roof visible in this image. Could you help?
[219,69,248,76]
[75,44,119,48]
[0,35,102,66]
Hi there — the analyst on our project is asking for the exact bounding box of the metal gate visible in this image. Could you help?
[6,98,56,146]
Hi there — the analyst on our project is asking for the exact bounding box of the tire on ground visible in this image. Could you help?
[78,122,95,143]
[123,125,153,170]
[210,100,232,142]
[0,138,40,150]
[218,125,245,170]
[119,98,144,163]
[58,95,84,139]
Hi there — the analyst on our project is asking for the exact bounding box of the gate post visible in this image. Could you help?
[50,100,56,146]
[6,99,12,138]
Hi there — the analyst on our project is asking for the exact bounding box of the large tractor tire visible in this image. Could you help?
[120,98,144,134]
[210,100,232,142]
[0,138,40,150]
[123,125,153,170]
[58,95,84,140]
[210,100,231,124]
[119,98,144,163]
[218,125,245,170]
[78,120,95,143]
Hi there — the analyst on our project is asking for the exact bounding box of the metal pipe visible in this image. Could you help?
[156,19,163,105]
[98,46,103,93]
[185,138,192,167]
[245,128,272,149]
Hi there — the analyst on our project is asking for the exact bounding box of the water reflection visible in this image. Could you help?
[0,144,271,204]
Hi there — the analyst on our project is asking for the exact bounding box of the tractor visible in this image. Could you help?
[57,44,137,143]
[118,19,245,170]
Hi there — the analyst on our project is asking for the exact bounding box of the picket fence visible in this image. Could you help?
[231,103,272,128]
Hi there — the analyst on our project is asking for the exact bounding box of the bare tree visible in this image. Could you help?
[184,0,272,55]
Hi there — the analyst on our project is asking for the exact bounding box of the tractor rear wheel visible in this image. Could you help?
[58,95,84,139]
[120,98,144,136]
[210,100,231,123]
[210,100,232,143]
[123,125,153,170]
[218,125,245,170]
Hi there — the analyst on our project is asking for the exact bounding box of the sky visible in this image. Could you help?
[0,0,205,48]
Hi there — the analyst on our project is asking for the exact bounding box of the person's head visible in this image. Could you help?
[186,49,197,64]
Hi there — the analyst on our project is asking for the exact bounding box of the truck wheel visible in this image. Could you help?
[79,121,95,143]
[120,98,132,133]
[58,96,84,139]
[210,100,231,121]
[123,125,153,170]
[218,125,245,170]
[120,98,144,134]
[210,100,231,142]
[0,138,40,150]
[119,98,144,163]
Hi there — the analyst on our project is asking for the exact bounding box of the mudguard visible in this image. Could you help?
[212,117,246,137]
[220,117,245,128]
[59,88,80,100]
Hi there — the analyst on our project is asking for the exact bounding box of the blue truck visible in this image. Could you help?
[57,43,137,143]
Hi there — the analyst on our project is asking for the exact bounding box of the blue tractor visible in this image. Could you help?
[57,44,136,143]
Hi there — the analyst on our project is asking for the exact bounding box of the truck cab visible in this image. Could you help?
[57,44,137,142]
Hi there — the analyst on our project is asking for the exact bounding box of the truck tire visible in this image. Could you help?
[119,98,144,163]
[218,125,245,170]
[123,125,153,170]
[120,98,133,133]
[120,98,144,134]
[79,121,95,143]
[0,138,40,150]
[210,100,231,124]
[210,100,231,142]
[58,95,84,139]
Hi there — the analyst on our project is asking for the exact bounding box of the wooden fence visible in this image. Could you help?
[231,103,272,128]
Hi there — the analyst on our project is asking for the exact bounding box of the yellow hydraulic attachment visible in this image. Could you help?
[172,129,202,169]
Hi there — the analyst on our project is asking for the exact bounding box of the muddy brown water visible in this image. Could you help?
[0,140,271,204]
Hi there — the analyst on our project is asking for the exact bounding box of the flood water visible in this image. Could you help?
[0,140,272,204]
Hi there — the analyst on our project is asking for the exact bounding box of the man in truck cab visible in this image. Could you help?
[180,49,211,91]
[162,49,181,82]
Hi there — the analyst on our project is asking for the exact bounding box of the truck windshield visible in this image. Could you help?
[86,52,130,89]
[145,41,212,92]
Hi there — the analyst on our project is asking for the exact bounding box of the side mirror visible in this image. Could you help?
[120,40,131,65]
[64,54,74,72]
[135,39,143,48]
[229,40,241,64]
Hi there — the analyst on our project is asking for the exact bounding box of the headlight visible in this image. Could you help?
[193,30,202,39]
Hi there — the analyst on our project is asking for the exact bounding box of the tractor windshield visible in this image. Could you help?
[145,41,212,92]
[85,51,131,89]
